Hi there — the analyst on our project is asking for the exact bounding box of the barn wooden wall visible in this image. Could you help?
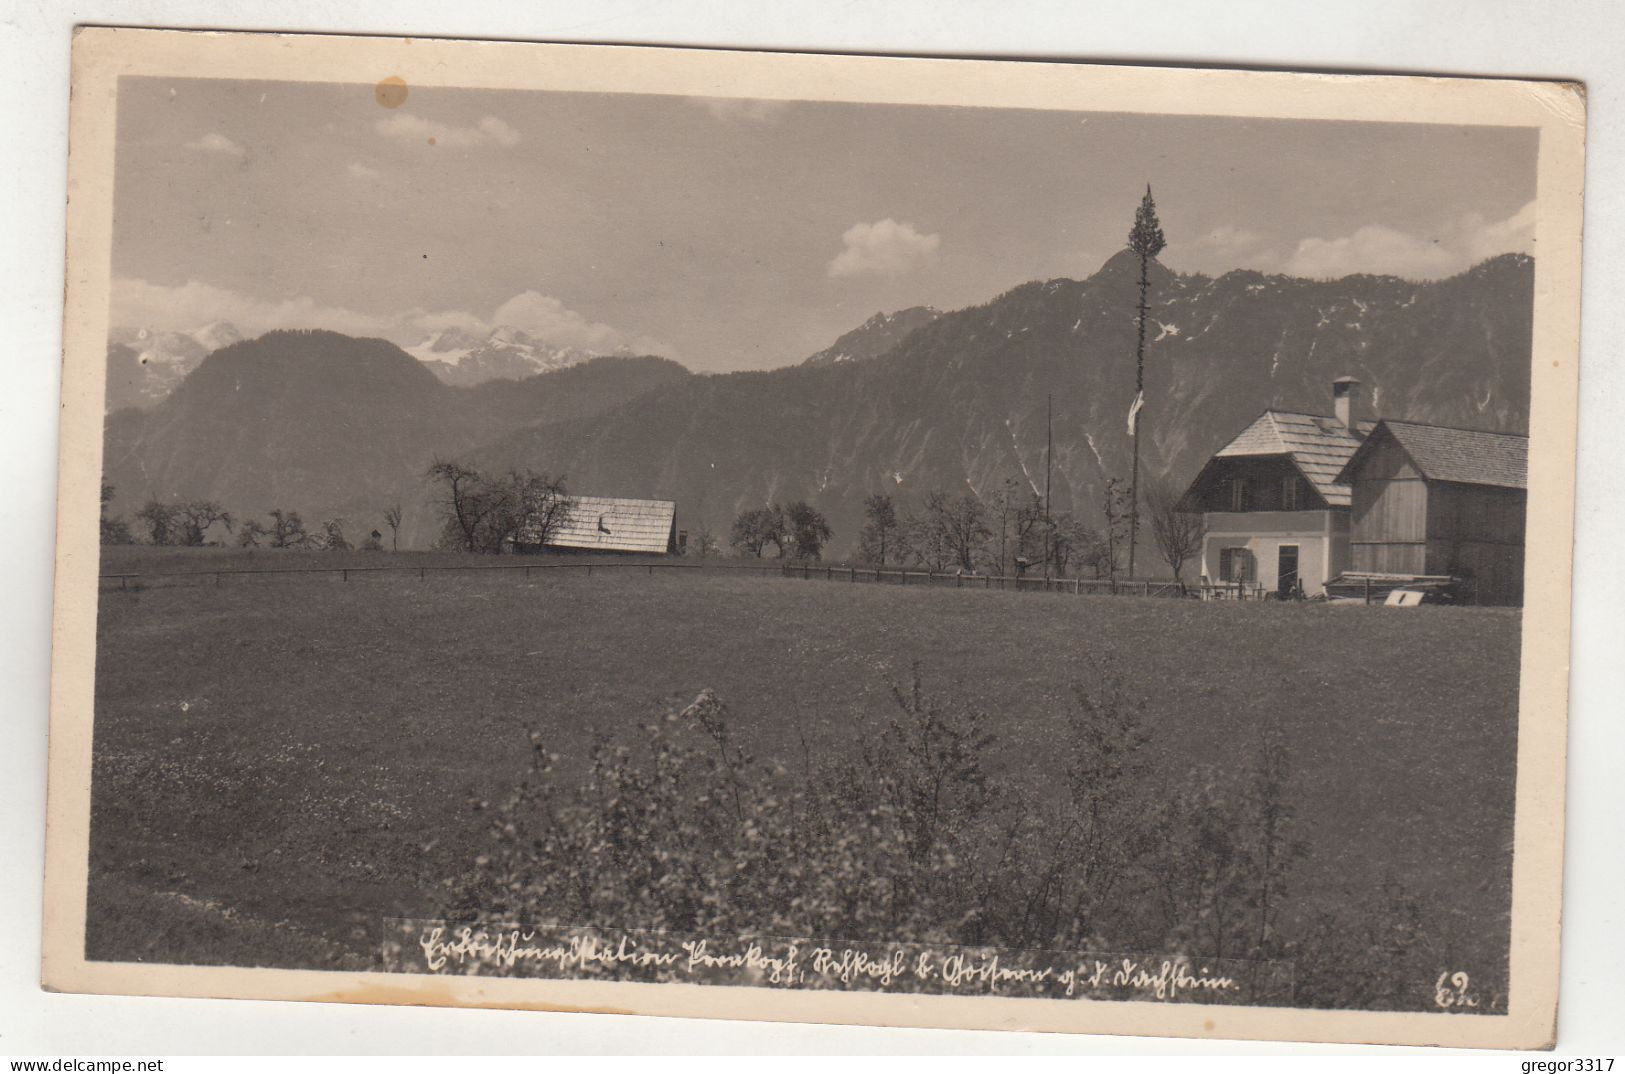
[1349,432,1527,605]
[1425,482,1527,605]
[1349,437,1428,575]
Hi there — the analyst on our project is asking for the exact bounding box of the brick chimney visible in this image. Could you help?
[1333,376,1361,433]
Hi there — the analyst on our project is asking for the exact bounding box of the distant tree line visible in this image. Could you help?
[720,475,1201,582]
[853,484,1114,578]
[729,501,832,561]
[854,474,1201,583]
[99,482,403,554]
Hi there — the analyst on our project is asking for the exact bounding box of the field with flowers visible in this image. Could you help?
[86,553,1521,1009]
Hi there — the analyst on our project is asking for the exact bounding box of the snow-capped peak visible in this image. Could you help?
[406,325,601,385]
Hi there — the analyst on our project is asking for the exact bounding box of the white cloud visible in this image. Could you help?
[109,278,672,359]
[488,291,669,355]
[374,112,522,149]
[346,162,382,180]
[1162,225,1272,276]
[1158,201,1535,282]
[184,132,246,158]
[111,278,397,341]
[827,218,942,279]
[689,97,790,124]
[476,116,522,148]
[1284,200,1535,280]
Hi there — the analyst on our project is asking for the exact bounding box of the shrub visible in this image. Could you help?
[443,661,1499,1012]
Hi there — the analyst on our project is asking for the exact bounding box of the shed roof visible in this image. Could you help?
[1213,411,1369,507]
[1337,421,1528,490]
[525,495,676,554]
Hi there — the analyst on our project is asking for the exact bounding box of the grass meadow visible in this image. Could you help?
[86,547,1521,1006]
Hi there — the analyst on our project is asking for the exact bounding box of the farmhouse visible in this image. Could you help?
[1178,377,1529,604]
[1177,378,1367,598]
[1333,421,1528,605]
[511,495,679,555]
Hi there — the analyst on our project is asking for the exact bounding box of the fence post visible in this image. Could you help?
[343,569,348,583]
[121,575,127,591]
[588,564,593,578]
[849,567,855,583]
[525,565,532,579]
[648,564,654,576]
[1364,577,1371,605]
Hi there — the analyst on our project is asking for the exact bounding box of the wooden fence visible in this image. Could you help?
[98,558,1191,599]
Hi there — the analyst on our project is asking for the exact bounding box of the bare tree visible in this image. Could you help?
[988,478,1019,576]
[136,500,233,546]
[1014,489,1046,569]
[689,523,719,559]
[858,493,900,565]
[383,504,403,552]
[1048,513,1100,578]
[501,471,572,552]
[425,461,568,554]
[238,518,269,548]
[267,508,310,549]
[319,518,352,552]
[786,501,833,561]
[730,504,788,558]
[1098,477,1131,581]
[1147,478,1203,589]
[427,459,491,552]
[916,490,990,573]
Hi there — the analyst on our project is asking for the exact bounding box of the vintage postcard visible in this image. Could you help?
[45,27,1585,1048]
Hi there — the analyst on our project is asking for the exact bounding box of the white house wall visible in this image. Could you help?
[1199,509,1350,596]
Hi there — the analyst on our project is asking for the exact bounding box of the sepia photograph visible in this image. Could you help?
[41,27,1585,1049]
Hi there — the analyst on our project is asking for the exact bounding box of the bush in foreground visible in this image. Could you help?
[445,661,1502,1012]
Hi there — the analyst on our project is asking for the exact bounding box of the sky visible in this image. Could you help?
[111,77,1539,373]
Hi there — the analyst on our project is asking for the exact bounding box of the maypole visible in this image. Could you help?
[1126,184,1165,581]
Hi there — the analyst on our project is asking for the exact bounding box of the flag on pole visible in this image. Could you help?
[1127,390,1145,437]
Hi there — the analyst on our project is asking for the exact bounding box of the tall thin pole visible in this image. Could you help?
[1126,184,1166,582]
[1045,393,1053,577]
[1129,257,1146,581]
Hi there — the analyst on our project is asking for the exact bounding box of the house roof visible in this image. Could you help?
[525,495,676,554]
[1213,411,1370,507]
[1336,421,1528,490]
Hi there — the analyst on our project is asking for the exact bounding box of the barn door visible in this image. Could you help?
[1277,545,1300,599]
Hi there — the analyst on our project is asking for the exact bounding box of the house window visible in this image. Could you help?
[1282,475,1300,511]
[1228,478,1250,512]
[1219,547,1255,583]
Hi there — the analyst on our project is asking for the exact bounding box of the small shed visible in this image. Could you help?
[513,495,678,555]
[1334,421,1528,605]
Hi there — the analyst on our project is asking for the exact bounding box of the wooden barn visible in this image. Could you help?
[511,495,679,556]
[1176,377,1368,598]
[1333,421,1528,605]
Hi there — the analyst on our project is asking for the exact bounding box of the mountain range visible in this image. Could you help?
[800,306,942,367]
[101,252,1534,553]
[106,321,243,410]
[404,325,606,386]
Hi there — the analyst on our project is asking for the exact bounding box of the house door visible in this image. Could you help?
[1277,545,1300,599]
